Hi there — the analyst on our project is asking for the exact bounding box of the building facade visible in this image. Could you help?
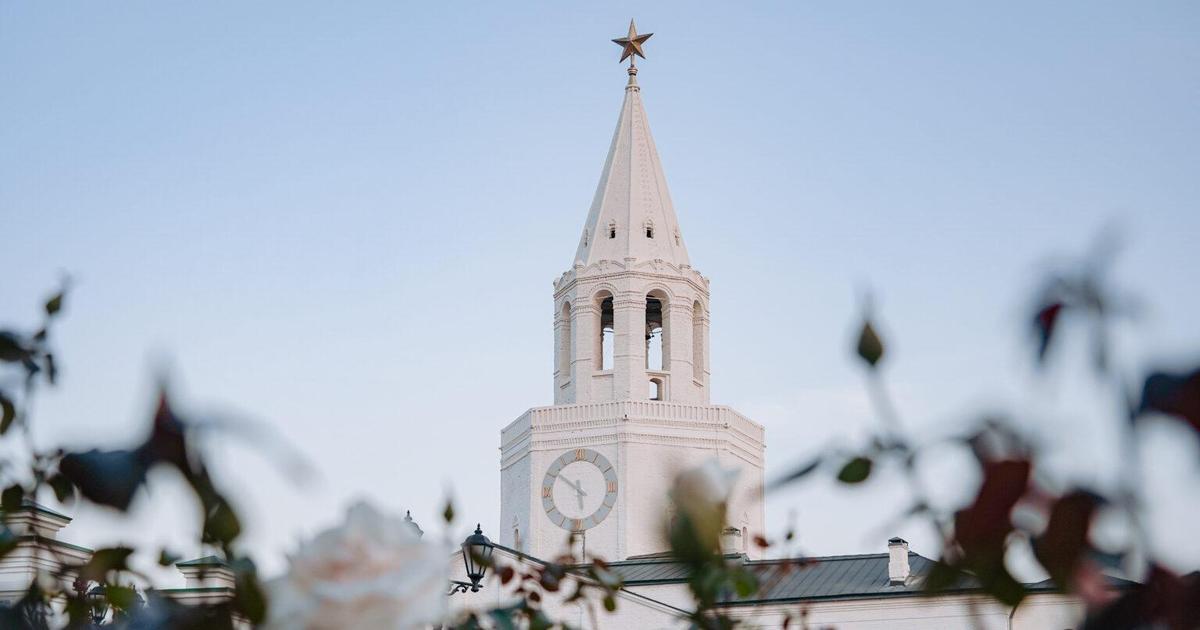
[499,57,766,564]
[456,28,1127,629]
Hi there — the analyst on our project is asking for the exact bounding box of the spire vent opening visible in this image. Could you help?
[608,221,617,239]
[644,219,655,239]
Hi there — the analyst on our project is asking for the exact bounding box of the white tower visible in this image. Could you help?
[500,24,765,562]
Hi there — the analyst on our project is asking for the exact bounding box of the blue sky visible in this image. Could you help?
[2,2,1198,579]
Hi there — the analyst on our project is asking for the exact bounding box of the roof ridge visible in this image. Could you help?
[607,550,928,568]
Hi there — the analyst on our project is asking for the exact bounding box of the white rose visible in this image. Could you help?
[670,458,739,551]
[674,458,737,508]
[263,501,448,630]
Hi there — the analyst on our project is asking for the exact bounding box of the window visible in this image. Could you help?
[649,377,663,400]
[645,293,666,371]
[692,301,705,381]
[645,219,655,239]
[557,302,572,379]
[596,293,614,370]
[608,221,617,239]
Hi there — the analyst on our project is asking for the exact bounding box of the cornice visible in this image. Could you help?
[553,263,710,300]
[500,407,766,468]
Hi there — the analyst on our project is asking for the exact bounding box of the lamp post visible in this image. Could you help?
[449,524,494,595]
[85,584,109,626]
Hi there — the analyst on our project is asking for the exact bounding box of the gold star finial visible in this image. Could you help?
[612,19,653,68]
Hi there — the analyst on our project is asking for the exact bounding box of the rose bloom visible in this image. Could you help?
[263,501,448,629]
[669,458,739,550]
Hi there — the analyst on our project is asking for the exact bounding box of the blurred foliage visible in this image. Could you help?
[765,240,1200,628]
[0,285,265,628]
[448,534,624,629]
[3,232,1199,629]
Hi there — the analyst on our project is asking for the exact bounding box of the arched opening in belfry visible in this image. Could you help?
[595,291,614,370]
[558,301,572,378]
[645,292,667,371]
[692,300,705,381]
[649,377,664,401]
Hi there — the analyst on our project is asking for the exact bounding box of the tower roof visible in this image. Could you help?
[573,71,690,267]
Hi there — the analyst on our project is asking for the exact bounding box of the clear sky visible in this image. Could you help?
[2,2,1198,581]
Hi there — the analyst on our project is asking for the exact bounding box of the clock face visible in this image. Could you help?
[541,449,618,532]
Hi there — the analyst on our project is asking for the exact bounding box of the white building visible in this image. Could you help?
[498,49,766,566]
[453,27,1128,629]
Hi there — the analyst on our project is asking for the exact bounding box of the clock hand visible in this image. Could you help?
[566,478,588,510]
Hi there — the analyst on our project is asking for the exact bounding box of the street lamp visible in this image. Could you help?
[450,524,494,595]
[85,584,109,626]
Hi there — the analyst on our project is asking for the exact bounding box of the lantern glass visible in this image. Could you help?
[86,585,109,624]
[461,524,494,588]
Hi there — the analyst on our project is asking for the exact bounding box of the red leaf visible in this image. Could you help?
[952,459,1032,606]
[1082,565,1200,630]
[1033,490,1102,590]
[142,391,189,469]
[955,459,1031,556]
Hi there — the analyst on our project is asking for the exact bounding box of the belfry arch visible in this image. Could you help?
[645,290,669,372]
[557,301,572,379]
[692,300,706,383]
[594,290,615,371]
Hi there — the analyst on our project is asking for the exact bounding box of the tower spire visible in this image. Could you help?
[502,23,765,565]
[576,21,687,268]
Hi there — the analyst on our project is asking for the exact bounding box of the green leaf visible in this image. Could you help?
[59,449,148,511]
[1,485,24,512]
[768,456,822,490]
[981,565,1026,607]
[488,609,518,630]
[105,584,138,611]
[45,293,64,316]
[837,457,872,484]
[43,353,57,385]
[80,547,135,582]
[442,498,455,524]
[202,496,242,547]
[0,393,14,435]
[603,594,617,612]
[923,560,962,593]
[158,549,182,567]
[856,321,885,367]
[0,332,28,363]
[732,569,759,597]
[48,473,74,504]
[1138,367,1200,436]
[0,526,17,560]
[232,558,267,624]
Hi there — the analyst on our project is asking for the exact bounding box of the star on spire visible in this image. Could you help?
[612,19,652,66]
